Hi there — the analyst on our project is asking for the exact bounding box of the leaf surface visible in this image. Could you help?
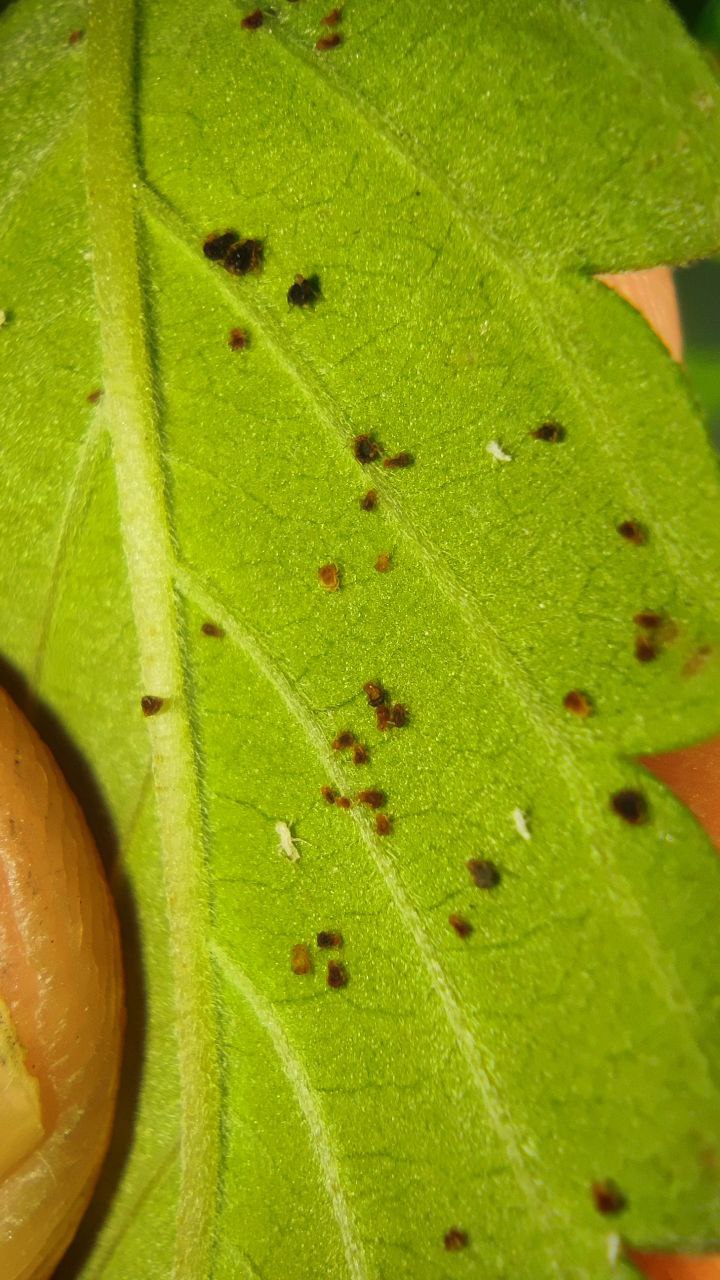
[2,2,720,1277]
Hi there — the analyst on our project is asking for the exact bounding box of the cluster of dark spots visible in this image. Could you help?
[317,930,343,949]
[288,273,321,307]
[316,30,342,49]
[363,680,386,707]
[203,230,238,261]
[563,689,593,718]
[141,695,165,717]
[225,238,263,275]
[354,434,382,464]
[327,959,349,988]
[360,489,378,511]
[202,230,263,275]
[201,620,225,638]
[383,451,414,469]
[684,644,712,677]
[321,6,342,24]
[617,519,647,545]
[375,552,392,573]
[318,562,341,591]
[444,1228,469,1252]
[610,789,648,825]
[375,813,392,836]
[228,327,250,351]
[532,422,566,443]
[352,743,369,765]
[466,858,500,889]
[449,914,473,939]
[632,610,678,663]
[592,1180,627,1216]
[291,942,312,975]
[241,7,264,29]
[332,729,355,751]
[86,388,103,405]
[68,29,84,45]
[321,784,337,804]
[357,788,386,809]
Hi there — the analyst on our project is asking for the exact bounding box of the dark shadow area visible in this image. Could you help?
[675,259,720,452]
[671,0,712,27]
[0,654,147,1280]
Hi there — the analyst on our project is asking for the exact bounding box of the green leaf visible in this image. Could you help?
[2,2,720,1276]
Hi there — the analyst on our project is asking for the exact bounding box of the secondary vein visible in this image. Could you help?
[86,4,221,1277]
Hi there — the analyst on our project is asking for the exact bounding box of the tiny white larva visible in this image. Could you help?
[275,819,302,864]
[0,690,124,1280]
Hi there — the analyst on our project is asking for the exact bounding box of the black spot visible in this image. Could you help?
[224,238,263,275]
[203,230,238,261]
[634,635,658,664]
[141,695,165,717]
[610,789,648,825]
[327,959,349,988]
[466,858,500,889]
[317,930,343,949]
[241,8,264,29]
[532,422,566,443]
[444,1227,469,1252]
[592,1180,627,1216]
[288,274,321,307]
[617,519,647,545]
[353,434,382,464]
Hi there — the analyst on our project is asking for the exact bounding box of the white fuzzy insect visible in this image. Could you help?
[486,439,513,463]
[512,807,532,841]
[606,1233,622,1268]
[275,820,302,864]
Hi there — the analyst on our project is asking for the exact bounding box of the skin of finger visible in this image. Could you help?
[600,269,720,1279]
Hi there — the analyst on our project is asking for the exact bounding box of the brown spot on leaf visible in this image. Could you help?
[383,451,414,469]
[449,914,473,938]
[327,959,348,988]
[375,552,392,573]
[360,489,378,511]
[332,730,355,751]
[363,680,386,707]
[353,434,382,464]
[592,1180,627,1216]
[634,611,663,630]
[357,789,386,809]
[611,789,648,825]
[316,31,342,49]
[683,645,712,677]
[375,813,392,836]
[288,274,321,307]
[444,1228,469,1252]
[228,327,249,351]
[321,785,337,804]
[318,563,340,591]
[321,6,342,24]
[563,689,593,718]
[335,795,352,810]
[201,621,225,638]
[376,704,392,731]
[352,743,369,765]
[617,519,647,545]
[141,695,165,717]
[317,930,343,949]
[68,29,84,45]
[467,858,500,889]
[224,238,264,275]
[532,422,566,443]
[241,8,264,28]
[290,943,312,975]
[389,703,408,728]
[635,635,658,664]
[86,388,103,405]
[203,230,237,261]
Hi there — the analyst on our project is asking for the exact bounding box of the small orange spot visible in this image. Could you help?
[321,785,337,804]
[375,552,392,573]
[363,680,386,707]
[360,489,378,511]
[634,611,663,630]
[68,29,84,45]
[563,690,592,718]
[617,519,647,545]
[86,388,103,405]
[335,795,352,810]
[352,744,369,765]
[318,563,340,591]
[316,31,342,50]
[389,703,408,728]
[228,327,249,351]
[321,7,342,25]
[449,914,473,938]
[375,813,392,836]
[332,730,355,751]
[383,451,414,469]
[683,645,712,678]
[357,789,386,810]
[290,943,312,975]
